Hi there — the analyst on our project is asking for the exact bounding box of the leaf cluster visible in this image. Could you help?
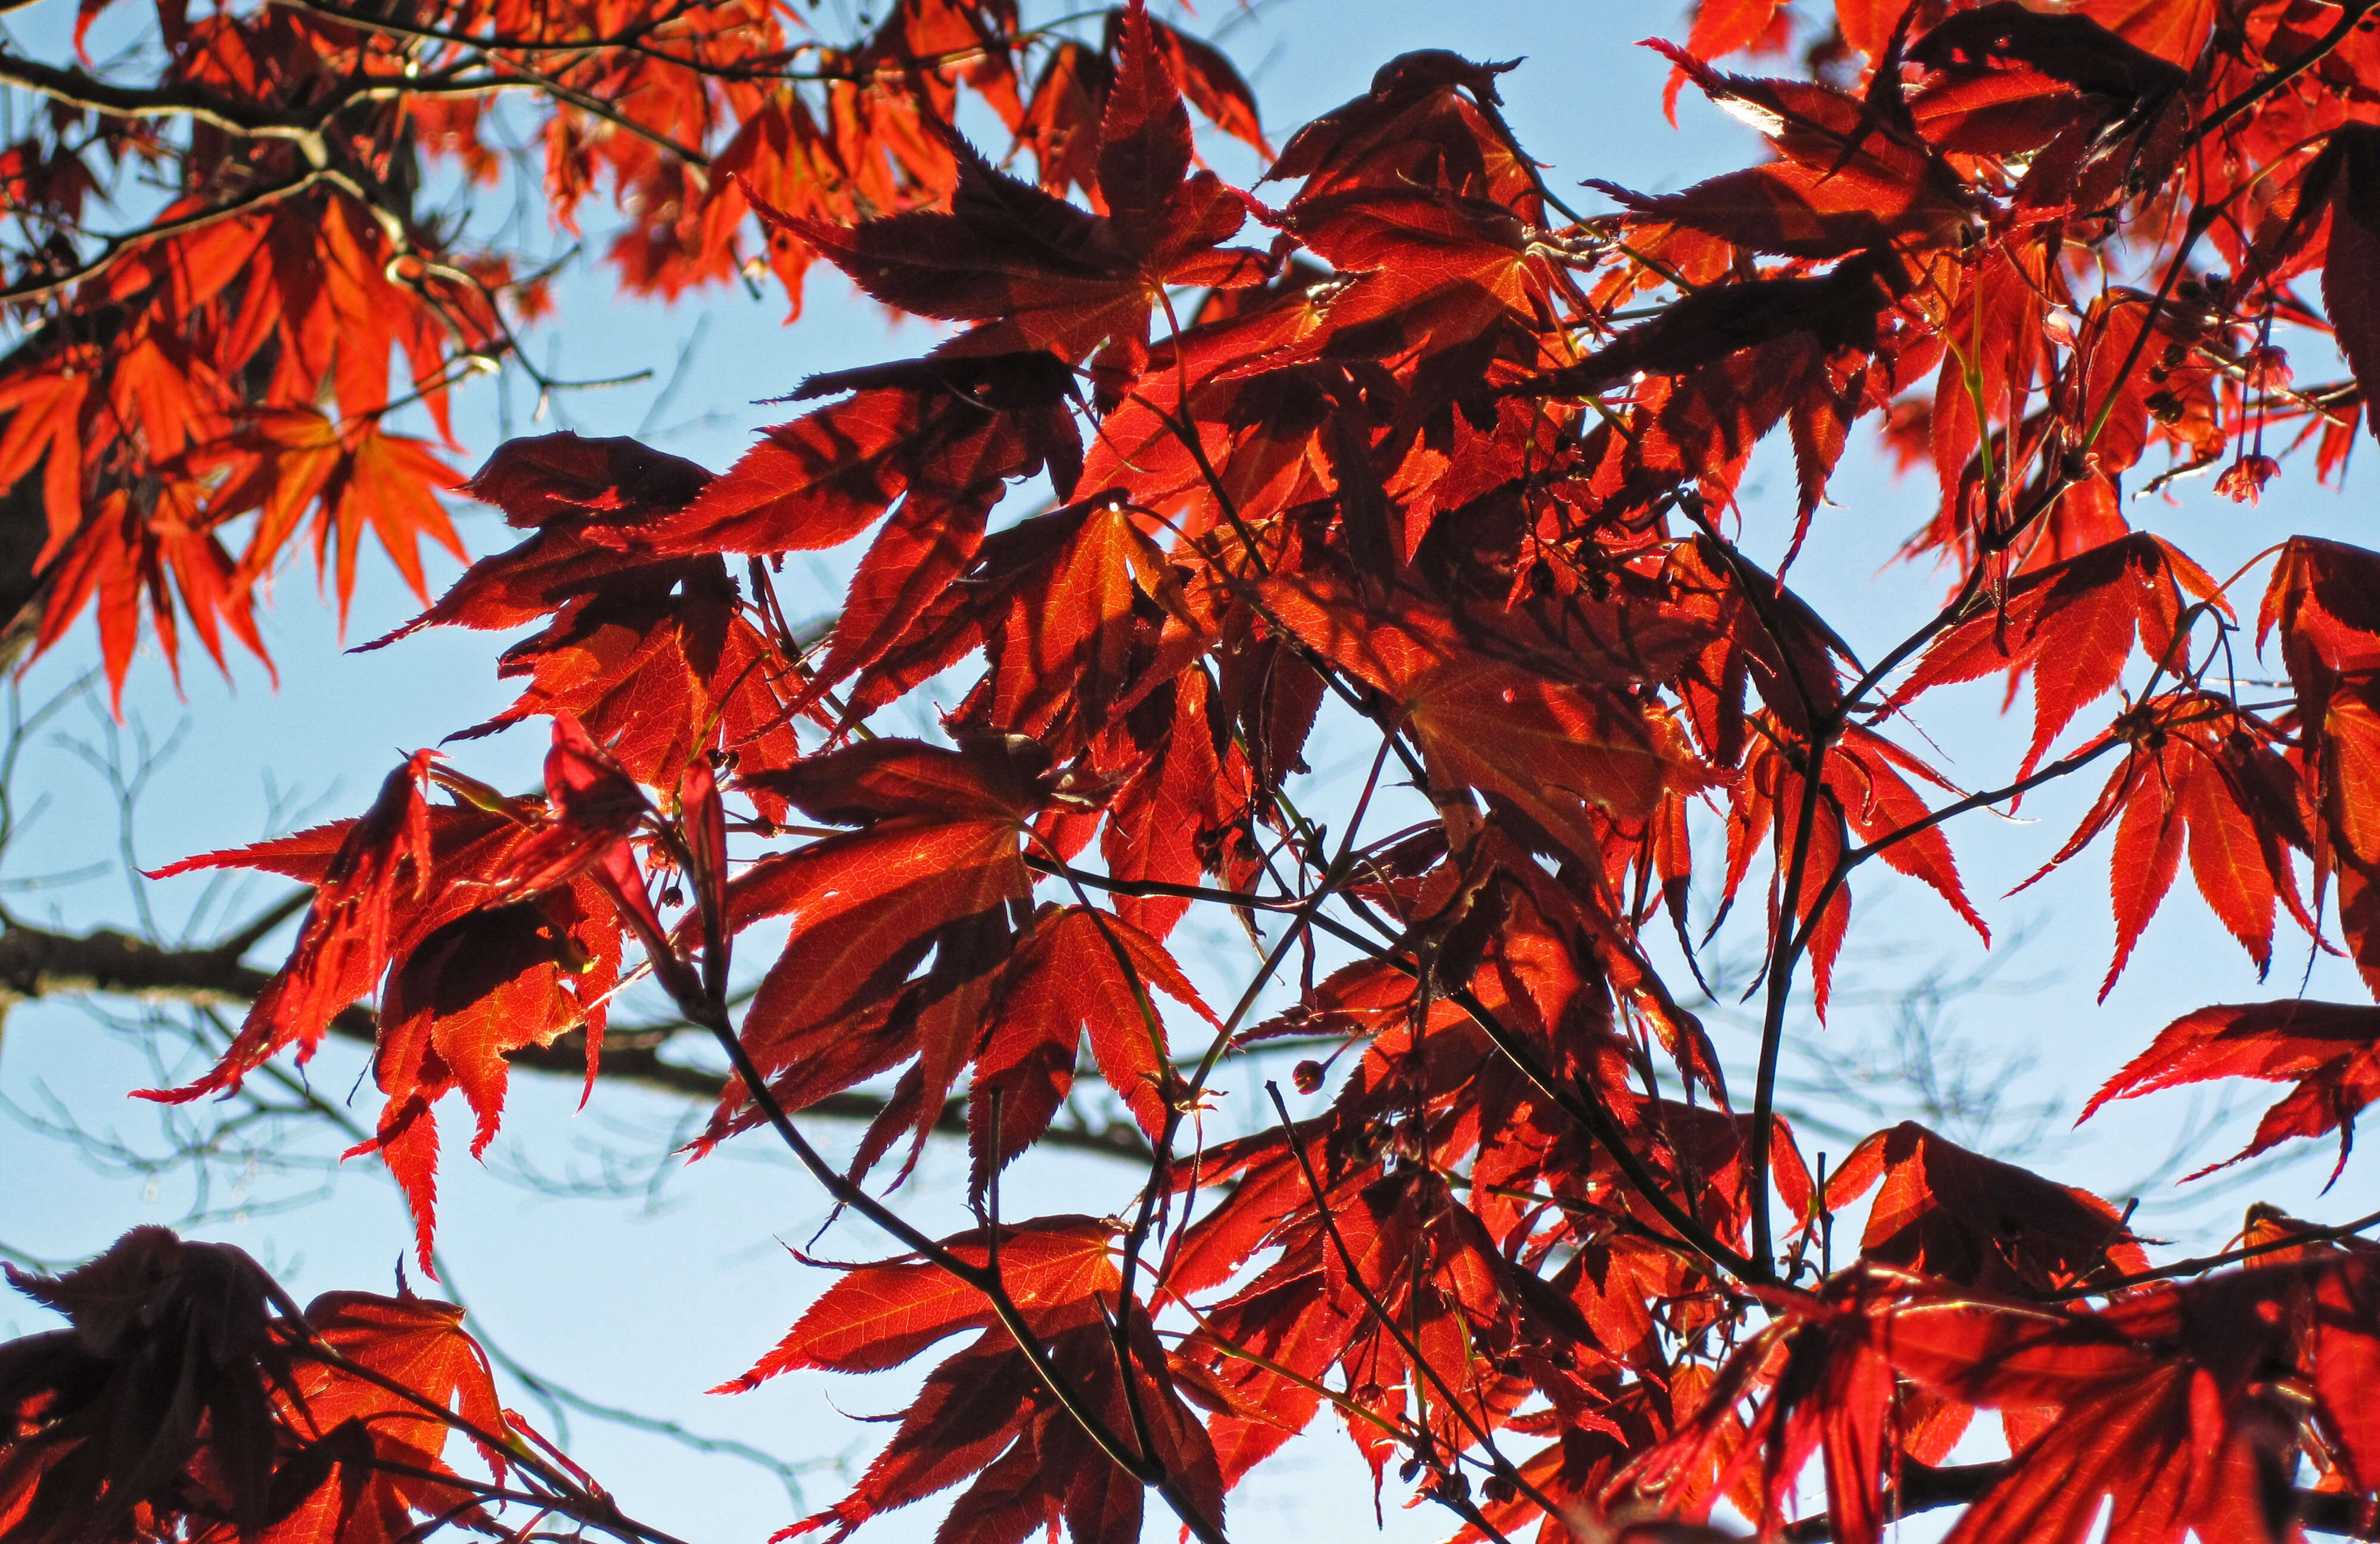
[12,1,2380,1543]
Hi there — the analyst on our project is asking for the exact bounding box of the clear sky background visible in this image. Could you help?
[1,3,2375,1542]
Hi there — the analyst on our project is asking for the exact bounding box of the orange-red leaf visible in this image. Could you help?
[2083,999,2380,1182]
[715,1217,1117,1386]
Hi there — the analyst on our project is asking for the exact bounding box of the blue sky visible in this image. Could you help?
[2,3,2376,1540]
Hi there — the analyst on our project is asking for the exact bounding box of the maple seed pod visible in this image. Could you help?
[1399,1458,1424,1484]
[1483,1474,1517,1505]
[1292,1059,1326,1093]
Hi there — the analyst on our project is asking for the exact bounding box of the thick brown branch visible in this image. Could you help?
[0,48,328,142]
[256,0,712,170]
[0,919,1153,1163]
[0,166,340,305]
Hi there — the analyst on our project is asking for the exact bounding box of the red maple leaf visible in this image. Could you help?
[2084,1000,2380,1183]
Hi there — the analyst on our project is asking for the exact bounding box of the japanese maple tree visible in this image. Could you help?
[10,0,2380,1542]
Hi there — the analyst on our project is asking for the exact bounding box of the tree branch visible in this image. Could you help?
[2185,0,2380,149]
[0,166,341,305]
[0,48,330,145]
[0,919,1154,1163]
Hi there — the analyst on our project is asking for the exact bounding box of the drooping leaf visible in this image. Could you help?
[709,738,1061,1168]
[2011,694,2313,998]
[967,903,1214,1191]
[2323,123,2380,442]
[716,1217,1119,1387]
[1887,533,2226,779]
[2084,1000,2380,1183]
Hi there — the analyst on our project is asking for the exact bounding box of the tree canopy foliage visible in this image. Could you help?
[9,0,2380,1542]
